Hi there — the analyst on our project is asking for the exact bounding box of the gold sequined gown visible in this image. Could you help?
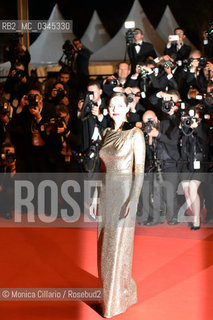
[98,127,145,318]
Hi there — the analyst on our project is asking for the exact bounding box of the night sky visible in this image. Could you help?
[0,0,213,51]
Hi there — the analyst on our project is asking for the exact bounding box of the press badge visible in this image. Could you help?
[193,160,200,170]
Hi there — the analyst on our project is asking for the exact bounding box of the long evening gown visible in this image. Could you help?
[98,126,145,318]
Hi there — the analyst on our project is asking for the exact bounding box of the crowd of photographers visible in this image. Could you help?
[0,26,212,224]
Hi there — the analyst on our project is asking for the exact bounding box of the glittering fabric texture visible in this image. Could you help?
[98,127,145,318]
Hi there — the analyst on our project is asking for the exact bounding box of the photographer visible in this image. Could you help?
[150,58,178,90]
[102,62,137,98]
[203,22,213,59]
[0,141,16,174]
[0,97,13,151]
[179,105,210,230]
[0,141,16,219]
[4,62,34,105]
[149,89,181,120]
[127,28,157,74]
[124,86,145,122]
[183,51,213,98]
[43,81,70,120]
[4,34,30,72]
[72,38,91,89]
[164,27,191,63]
[130,57,179,105]
[9,89,49,172]
[57,67,77,102]
[205,81,213,113]
[45,104,81,172]
[78,80,108,172]
[72,38,91,76]
[140,109,180,225]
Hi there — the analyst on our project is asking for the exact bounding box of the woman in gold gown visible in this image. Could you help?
[96,92,145,318]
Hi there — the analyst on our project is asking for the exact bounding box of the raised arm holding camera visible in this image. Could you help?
[44,104,81,172]
[164,27,191,64]
[4,62,34,105]
[78,80,108,172]
[183,50,213,102]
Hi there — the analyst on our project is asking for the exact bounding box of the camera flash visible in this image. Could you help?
[124,21,135,29]
[189,109,195,117]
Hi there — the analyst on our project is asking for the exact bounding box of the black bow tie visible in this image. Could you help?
[134,43,141,47]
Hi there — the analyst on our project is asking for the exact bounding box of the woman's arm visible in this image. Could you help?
[119,128,145,219]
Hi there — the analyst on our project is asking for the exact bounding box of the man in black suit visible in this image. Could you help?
[9,89,49,172]
[140,109,180,225]
[203,28,213,59]
[78,80,108,172]
[127,28,157,74]
[72,38,91,90]
[72,38,91,76]
[102,62,138,97]
[164,27,191,63]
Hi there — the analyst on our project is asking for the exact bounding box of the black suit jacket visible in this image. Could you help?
[75,47,91,76]
[128,41,157,73]
[164,43,191,61]
[80,98,108,152]
[157,118,180,161]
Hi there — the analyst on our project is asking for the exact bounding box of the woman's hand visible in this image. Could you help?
[119,199,137,220]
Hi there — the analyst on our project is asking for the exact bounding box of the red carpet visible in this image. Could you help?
[0,219,213,320]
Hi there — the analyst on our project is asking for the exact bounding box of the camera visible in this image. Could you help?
[62,40,75,58]
[161,98,175,113]
[81,91,96,116]
[26,94,39,109]
[168,35,179,42]
[125,29,138,45]
[183,57,207,71]
[181,109,201,128]
[54,115,65,128]
[198,57,207,68]
[56,88,66,101]
[136,65,149,77]
[5,152,16,164]
[87,141,100,159]
[1,151,16,164]
[46,115,65,132]
[179,102,188,116]
[181,116,200,128]
[163,60,176,69]
[142,119,156,134]
[0,98,9,116]
[126,92,141,103]
[105,78,118,86]
[13,69,26,81]
[110,79,118,86]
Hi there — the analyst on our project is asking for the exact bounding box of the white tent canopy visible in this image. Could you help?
[30,4,76,68]
[156,5,196,51]
[0,61,11,82]
[90,0,165,62]
[81,10,110,53]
